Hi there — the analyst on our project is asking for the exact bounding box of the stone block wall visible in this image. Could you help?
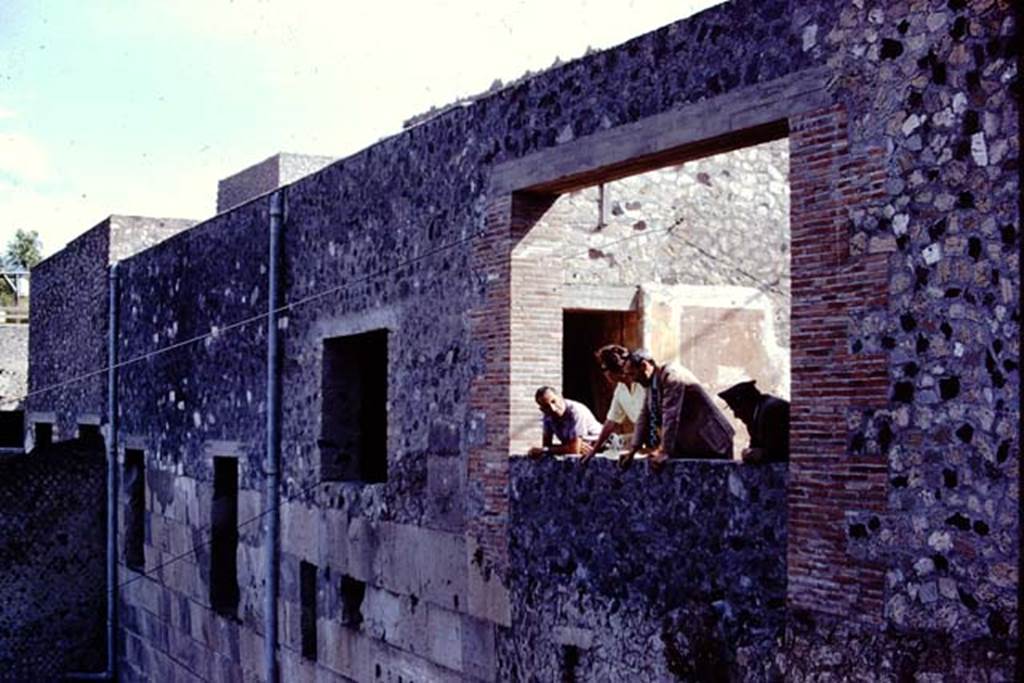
[0,323,28,412]
[501,458,787,682]
[0,442,106,678]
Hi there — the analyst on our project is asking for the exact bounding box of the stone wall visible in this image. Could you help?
[0,441,106,678]
[0,323,28,412]
[216,153,335,214]
[27,215,195,444]
[501,457,787,682]
[21,0,1019,680]
[27,221,110,442]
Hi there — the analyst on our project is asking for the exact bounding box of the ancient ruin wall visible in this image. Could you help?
[0,443,106,678]
[25,0,1019,679]
[27,221,111,441]
[0,324,28,412]
[502,458,787,682]
[27,216,197,442]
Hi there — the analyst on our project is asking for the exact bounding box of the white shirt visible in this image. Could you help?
[606,382,646,424]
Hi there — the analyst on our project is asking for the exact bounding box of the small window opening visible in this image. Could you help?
[561,644,581,683]
[78,423,103,447]
[124,449,146,570]
[0,410,24,449]
[300,561,318,660]
[35,422,53,448]
[562,310,640,421]
[339,575,366,629]
[319,329,388,483]
[210,456,239,616]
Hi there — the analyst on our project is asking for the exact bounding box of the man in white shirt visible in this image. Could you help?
[528,386,603,460]
[582,345,646,462]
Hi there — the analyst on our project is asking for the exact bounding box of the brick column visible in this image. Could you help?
[467,192,558,574]
[787,104,893,623]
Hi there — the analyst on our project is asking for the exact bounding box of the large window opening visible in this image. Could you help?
[124,449,146,571]
[210,456,239,616]
[510,136,791,461]
[319,329,389,483]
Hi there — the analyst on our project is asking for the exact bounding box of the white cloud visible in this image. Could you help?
[0,106,15,120]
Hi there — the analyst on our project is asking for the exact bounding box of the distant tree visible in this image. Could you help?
[1,229,42,306]
[4,229,43,270]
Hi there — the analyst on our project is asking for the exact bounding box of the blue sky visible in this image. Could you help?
[1,1,720,257]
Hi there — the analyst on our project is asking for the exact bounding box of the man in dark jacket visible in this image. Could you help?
[718,380,789,463]
[620,349,734,470]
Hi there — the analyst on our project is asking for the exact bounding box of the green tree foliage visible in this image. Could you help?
[1,229,42,306]
[4,229,43,270]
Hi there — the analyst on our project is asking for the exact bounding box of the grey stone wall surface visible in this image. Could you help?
[27,220,111,439]
[501,458,787,682]
[19,0,1020,680]
[27,215,195,441]
[109,215,198,263]
[216,153,335,214]
[814,0,1019,658]
[0,324,28,411]
[0,441,106,679]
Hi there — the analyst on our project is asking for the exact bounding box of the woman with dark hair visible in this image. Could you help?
[583,344,646,461]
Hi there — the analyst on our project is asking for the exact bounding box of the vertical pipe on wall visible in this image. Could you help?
[106,261,120,679]
[263,190,284,683]
[65,266,118,678]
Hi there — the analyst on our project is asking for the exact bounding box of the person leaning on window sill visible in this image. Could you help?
[528,385,603,460]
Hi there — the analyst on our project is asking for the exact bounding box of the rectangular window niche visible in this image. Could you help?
[210,456,240,616]
[319,329,389,483]
[124,449,146,570]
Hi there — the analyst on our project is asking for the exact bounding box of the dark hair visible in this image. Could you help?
[628,348,654,365]
[534,385,559,402]
[595,345,630,374]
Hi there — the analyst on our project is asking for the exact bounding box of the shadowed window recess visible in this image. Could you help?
[210,456,239,616]
[319,329,389,483]
[124,449,146,571]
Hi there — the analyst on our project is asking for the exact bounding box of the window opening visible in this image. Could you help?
[319,329,389,483]
[78,423,103,447]
[34,421,52,448]
[124,449,145,570]
[561,644,581,683]
[0,410,24,449]
[300,561,318,661]
[210,456,239,615]
[340,575,366,629]
[511,137,791,462]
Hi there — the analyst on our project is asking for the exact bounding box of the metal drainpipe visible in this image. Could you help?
[106,261,120,680]
[69,263,119,682]
[263,190,284,682]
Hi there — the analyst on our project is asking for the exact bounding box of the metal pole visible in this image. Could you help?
[66,268,117,680]
[106,262,119,679]
[263,191,284,683]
